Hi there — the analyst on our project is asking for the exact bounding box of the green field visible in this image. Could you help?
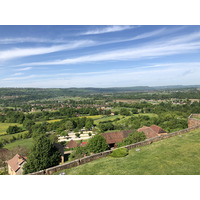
[54,129,200,175]
[0,122,23,135]
[94,115,124,125]
[4,138,33,150]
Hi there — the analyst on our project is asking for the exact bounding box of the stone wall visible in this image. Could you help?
[29,123,200,175]
[188,114,200,128]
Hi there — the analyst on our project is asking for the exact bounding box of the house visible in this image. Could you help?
[80,141,88,147]
[138,125,167,139]
[65,140,79,149]
[7,154,27,175]
[102,130,134,148]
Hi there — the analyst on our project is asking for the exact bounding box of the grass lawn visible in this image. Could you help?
[94,115,123,125]
[79,115,103,120]
[0,122,22,135]
[54,129,200,175]
[4,138,33,150]
[0,130,28,140]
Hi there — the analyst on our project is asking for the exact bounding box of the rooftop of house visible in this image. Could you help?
[102,130,134,144]
[65,140,79,149]
[138,125,167,139]
[7,154,27,172]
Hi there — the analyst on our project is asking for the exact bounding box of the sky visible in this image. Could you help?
[1,25,200,88]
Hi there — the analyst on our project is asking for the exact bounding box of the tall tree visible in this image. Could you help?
[23,135,61,174]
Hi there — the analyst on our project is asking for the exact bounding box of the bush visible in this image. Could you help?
[109,148,128,158]
[6,125,23,134]
[87,134,108,153]
[117,131,146,147]
[69,146,90,161]
[88,132,92,136]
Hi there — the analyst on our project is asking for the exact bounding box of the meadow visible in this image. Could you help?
[4,138,33,150]
[54,129,200,175]
[0,122,23,135]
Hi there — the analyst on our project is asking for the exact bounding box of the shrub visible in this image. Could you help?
[75,133,80,138]
[69,146,90,161]
[6,125,23,134]
[87,134,108,153]
[88,132,92,136]
[117,131,146,147]
[109,148,128,158]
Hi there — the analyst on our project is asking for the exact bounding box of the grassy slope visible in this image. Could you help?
[4,138,33,150]
[0,122,23,135]
[55,129,200,175]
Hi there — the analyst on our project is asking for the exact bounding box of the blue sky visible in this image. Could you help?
[1,25,200,88]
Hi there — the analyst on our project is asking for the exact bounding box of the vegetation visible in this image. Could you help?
[54,129,200,175]
[87,134,109,153]
[23,135,61,174]
[117,131,146,147]
[109,147,128,157]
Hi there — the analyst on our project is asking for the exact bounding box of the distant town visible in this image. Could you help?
[0,86,200,175]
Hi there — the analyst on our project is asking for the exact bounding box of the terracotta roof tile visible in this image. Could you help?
[7,154,27,172]
[102,130,133,144]
[66,140,79,149]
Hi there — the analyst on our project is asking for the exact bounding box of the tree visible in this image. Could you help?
[87,134,108,153]
[65,120,74,131]
[6,125,22,134]
[49,134,58,143]
[85,119,93,130]
[23,135,61,174]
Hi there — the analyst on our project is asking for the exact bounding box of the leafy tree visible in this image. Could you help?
[69,146,90,161]
[65,120,74,131]
[49,134,58,143]
[85,119,93,130]
[87,134,108,153]
[6,125,22,134]
[117,131,146,147]
[23,135,61,174]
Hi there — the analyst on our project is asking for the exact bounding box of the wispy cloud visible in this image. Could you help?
[0,40,96,61]
[18,33,200,67]
[0,37,66,44]
[11,72,24,76]
[6,62,200,88]
[3,75,36,81]
[80,25,135,35]
[16,67,32,71]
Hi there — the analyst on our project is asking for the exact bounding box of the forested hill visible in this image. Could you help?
[0,85,199,95]
[0,85,200,102]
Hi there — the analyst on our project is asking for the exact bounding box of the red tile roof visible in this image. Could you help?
[7,154,27,172]
[138,125,167,139]
[66,140,79,149]
[138,126,158,138]
[102,130,133,144]
[80,142,88,147]
[150,125,167,134]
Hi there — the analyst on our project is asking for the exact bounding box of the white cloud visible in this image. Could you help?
[11,72,24,76]
[3,75,36,81]
[0,40,96,61]
[18,36,200,67]
[4,62,200,87]
[16,67,32,71]
[80,25,135,35]
[0,37,66,44]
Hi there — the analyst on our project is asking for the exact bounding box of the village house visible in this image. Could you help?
[138,125,167,139]
[7,154,27,175]
[65,140,79,149]
[102,130,134,148]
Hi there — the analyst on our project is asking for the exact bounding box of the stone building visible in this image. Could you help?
[7,154,27,175]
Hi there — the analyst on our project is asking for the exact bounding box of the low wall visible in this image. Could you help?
[188,114,200,128]
[29,124,200,175]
